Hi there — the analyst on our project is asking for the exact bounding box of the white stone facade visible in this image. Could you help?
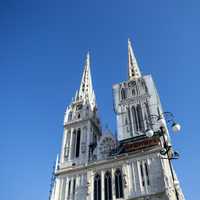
[49,40,185,200]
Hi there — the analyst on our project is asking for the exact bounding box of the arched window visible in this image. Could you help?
[75,129,81,158]
[71,130,77,158]
[94,174,101,200]
[145,162,150,185]
[140,163,145,187]
[131,106,139,132]
[125,117,128,125]
[64,131,71,159]
[144,102,151,119]
[67,180,71,200]
[127,107,133,135]
[121,88,126,100]
[104,171,112,200]
[137,104,144,132]
[72,178,76,200]
[68,111,72,121]
[115,169,124,199]
[132,88,136,96]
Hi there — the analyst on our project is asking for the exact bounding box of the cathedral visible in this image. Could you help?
[49,39,185,200]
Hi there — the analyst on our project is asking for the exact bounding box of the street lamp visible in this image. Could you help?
[145,112,181,200]
[145,129,154,138]
[172,122,181,133]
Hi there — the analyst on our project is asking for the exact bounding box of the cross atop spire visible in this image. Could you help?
[78,52,96,106]
[128,38,141,79]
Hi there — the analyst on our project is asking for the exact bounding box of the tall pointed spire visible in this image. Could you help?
[78,52,95,105]
[128,38,141,79]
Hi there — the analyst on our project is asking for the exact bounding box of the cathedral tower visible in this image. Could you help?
[113,39,164,141]
[61,52,101,166]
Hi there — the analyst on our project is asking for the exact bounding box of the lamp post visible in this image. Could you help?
[145,112,181,200]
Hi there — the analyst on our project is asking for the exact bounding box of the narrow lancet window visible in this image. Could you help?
[64,131,71,159]
[121,88,126,100]
[104,171,112,200]
[72,178,76,200]
[94,174,101,200]
[140,163,145,187]
[115,169,124,199]
[67,180,71,200]
[131,106,139,132]
[137,104,144,132]
[68,111,72,121]
[71,130,77,159]
[75,129,81,158]
[145,162,150,185]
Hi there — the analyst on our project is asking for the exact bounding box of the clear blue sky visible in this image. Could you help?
[0,0,199,199]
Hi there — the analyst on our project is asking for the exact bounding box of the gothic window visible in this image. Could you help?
[132,88,136,96]
[126,127,129,132]
[131,106,139,132]
[127,107,133,136]
[72,178,76,200]
[94,174,101,200]
[144,102,151,129]
[145,103,151,119]
[68,111,72,121]
[104,171,112,200]
[125,117,128,125]
[144,114,149,130]
[140,163,145,187]
[93,133,97,145]
[121,88,126,100]
[137,104,144,132]
[76,104,82,110]
[81,127,87,154]
[75,129,81,158]
[64,131,71,159]
[145,162,150,185]
[67,180,71,200]
[115,169,124,198]
[71,130,77,158]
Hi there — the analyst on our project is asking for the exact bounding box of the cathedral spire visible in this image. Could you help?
[128,38,141,79]
[78,52,95,106]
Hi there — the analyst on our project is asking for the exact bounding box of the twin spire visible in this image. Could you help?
[76,39,141,104]
[128,38,141,79]
[78,52,95,106]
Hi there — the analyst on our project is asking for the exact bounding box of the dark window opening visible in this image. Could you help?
[75,129,81,158]
[145,162,150,185]
[115,169,124,198]
[140,164,145,187]
[67,180,71,200]
[137,104,144,132]
[131,106,139,132]
[104,171,112,200]
[94,174,101,200]
[72,178,76,200]
[121,88,126,100]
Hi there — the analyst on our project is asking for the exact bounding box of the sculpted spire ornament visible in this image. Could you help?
[78,52,96,106]
[128,38,141,79]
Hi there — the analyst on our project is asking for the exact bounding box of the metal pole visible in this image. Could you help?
[160,127,179,200]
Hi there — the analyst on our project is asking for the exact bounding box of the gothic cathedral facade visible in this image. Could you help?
[49,39,185,200]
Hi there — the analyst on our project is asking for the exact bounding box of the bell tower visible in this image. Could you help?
[113,39,164,141]
[60,53,101,167]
